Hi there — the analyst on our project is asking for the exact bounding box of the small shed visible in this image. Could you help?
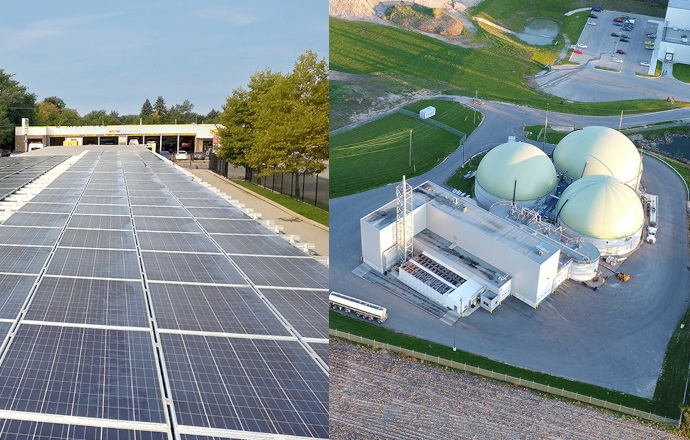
[419,106,436,119]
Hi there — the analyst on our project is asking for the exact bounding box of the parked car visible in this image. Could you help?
[646,33,657,38]
[619,34,629,39]
[613,18,625,23]
[175,151,189,160]
[640,61,651,67]
[181,141,192,149]
[613,22,622,27]
[611,33,620,37]
[616,49,627,55]
[192,151,205,160]
[620,37,630,42]
[159,151,171,160]
[577,43,587,48]
[622,26,633,31]
[28,142,44,150]
[589,14,598,18]
[573,49,583,54]
[587,21,596,26]
[1,148,11,157]
[592,7,602,12]
[128,139,139,145]
[612,57,624,63]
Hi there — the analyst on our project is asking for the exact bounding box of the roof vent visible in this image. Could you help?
[460,205,468,213]
[535,245,548,256]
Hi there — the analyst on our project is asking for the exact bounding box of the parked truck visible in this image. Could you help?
[329,291,388,323]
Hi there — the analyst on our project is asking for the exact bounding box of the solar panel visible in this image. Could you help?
[142,252,244,285]
[0,325,165,422]
[0,274,36,319]
[149,284,289,335]
[46,248,141,279]
[199,219,271,235]
[60,229,136,249]
[179,436,239,440]
[68,214,132,230]
[309,342,329,366]
[0,245,51,274]
[131,206,191,217]
[74,204,131,216]
[134,216,202,233]
[29,194,81,204]
[230,256,328,289]
[0,226,62,246]
[0,419,167,440]
[137,232,219,253]
[161,334,328,438]
[258,289,328,339]
[186,207,247,219]
[130,197,181,207]
[176,198,232,208]
[2,213,70,228]
[213,234,306,256]
[25,277,149,328]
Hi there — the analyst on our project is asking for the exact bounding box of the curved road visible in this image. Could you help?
[330,98,690,397]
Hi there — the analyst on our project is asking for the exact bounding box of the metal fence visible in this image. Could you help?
[209,153,329,211]
[330,328,681,427]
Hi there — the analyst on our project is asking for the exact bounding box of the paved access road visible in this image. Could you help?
[330,97,690,397]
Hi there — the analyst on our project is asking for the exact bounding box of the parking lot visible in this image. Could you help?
[570,9,661,74]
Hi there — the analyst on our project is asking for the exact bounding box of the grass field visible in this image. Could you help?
[524,124,573,144]
[445,151,487,194]
[230,179,329,226]
[331,18,688,116]
[673,64,690,84]
[330,112,462,198]
[403,99,483,133]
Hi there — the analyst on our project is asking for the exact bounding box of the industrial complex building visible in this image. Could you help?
[14,122,218,153]
[659,0,690,64]
[360,126,650,316]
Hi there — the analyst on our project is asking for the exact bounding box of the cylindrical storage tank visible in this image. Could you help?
[474,141,558,209]
[553,126,642,189]
[555,175,644,256]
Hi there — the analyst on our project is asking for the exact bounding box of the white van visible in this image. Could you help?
[28,142,44,150]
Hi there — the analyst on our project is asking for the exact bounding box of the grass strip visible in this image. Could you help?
[230,179,329,226]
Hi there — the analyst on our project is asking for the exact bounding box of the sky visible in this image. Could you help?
[0,0,328,116]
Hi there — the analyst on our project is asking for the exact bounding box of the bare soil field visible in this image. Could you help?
[330,340,683,440]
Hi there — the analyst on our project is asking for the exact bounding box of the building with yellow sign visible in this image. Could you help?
[14,123,220,153]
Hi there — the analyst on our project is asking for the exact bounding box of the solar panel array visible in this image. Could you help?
[0,149,328,440]
[0,156,68,199]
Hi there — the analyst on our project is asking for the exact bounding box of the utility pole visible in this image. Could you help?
[409,129,413,167]
[473,90,478,124]
[619,110,624,130]
[542,104,549,151]
[453,320,457,351]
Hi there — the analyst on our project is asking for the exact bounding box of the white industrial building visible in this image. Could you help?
[14,123,219,153]
[474,141,557,209]
[361,181,600,315]
[552,126,642,190]
[658,0,690,63]
[556,175,644,256]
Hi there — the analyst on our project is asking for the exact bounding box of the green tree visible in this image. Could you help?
[35,101,61,125]
[59,108,81,126]
[82,109,121,125]
[0,69,37,146]
[217,88,253,166]
[248,50,329,176]
[140,99,153,117]
[153,96,167,120]
[204,108,220,123]
[43,96,66,110]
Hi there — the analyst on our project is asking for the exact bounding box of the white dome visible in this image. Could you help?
[475,142,557,201]
[553,126,641,186]
[556,175,644,239]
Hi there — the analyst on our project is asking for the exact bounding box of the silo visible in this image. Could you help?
[553,126,642,189]
[555,175,644,256]
[474,141,557,209]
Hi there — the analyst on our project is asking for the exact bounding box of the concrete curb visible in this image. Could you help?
[197,169,329,231]
[643,151,690,201]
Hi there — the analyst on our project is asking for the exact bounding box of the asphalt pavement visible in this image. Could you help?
[330,97,690,397]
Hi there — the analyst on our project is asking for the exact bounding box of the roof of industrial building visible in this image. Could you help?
[556,174,644,239]
[17,123,220,138]
[475,141,557,201]
[668,0,690,11]
[553,126,642,185]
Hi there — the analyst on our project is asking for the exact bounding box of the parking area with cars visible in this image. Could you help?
[569,9,662,75]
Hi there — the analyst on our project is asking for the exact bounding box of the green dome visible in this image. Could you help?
[476,142,557,201]
[556,175,644,239]
[553,126,641,185]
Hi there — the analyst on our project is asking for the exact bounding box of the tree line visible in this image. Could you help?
[217,50,328,177]
[0,68,219,147]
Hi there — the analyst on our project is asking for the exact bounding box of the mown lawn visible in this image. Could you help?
[445,151,487,195]
[673,64,690,84]
[330,112,461,198]
[403,99,482,134]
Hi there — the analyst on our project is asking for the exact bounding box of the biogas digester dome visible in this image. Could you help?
[556,175,644,256]
[475,141,557,208]
[553,126,642,189]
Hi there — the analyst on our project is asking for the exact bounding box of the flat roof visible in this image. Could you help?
[17,123,220,139]
[669,0,690,11]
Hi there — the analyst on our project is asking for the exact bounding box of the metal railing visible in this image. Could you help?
[330,328,681,427]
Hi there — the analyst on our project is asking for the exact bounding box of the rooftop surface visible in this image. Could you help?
[0,147,328,439]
